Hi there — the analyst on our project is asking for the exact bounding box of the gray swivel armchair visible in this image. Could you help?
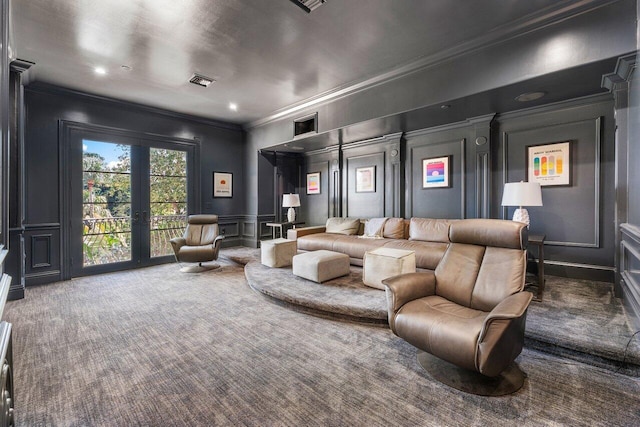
[170,215,225,272]
[383,219,533,395]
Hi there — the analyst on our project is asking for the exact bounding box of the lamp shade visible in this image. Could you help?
[501,182,543,207]
[282,194,301,208]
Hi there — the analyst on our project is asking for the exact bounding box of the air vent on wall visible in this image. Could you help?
[290,0,327,13]
[189,74,215,87]
[294,113,318,137]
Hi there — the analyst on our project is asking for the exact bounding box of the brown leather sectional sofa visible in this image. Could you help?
[287,217,455,270]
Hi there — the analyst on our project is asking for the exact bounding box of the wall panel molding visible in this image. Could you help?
[341,133,402,218]
[501,117,602,248]
[405,136,466,219]
[30,234,52,268]
[23,224,62,286]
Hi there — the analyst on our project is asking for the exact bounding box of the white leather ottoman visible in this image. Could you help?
[292,250,350,283]
[261,238,297,268]
[363,247,416,289]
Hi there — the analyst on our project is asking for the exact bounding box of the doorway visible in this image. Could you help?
[66,124,198,277]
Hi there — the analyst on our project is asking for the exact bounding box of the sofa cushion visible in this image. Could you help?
[394,295,486,372]
[362,217,388,238]
[296,233,343,252]
[383,218,406,239]
[382,240,449,270]
[332,235,388,259]
[408,218,452,243]
[325,217,361,235]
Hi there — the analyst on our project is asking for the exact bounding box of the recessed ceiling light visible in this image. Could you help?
[515,91,546,102]
[229,103,238,112]
[94,67,107,75]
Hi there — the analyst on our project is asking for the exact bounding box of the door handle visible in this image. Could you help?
[142,211,149,224]
[133,211,140,223]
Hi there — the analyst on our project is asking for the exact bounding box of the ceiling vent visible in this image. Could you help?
[290,0,327,13]
[189,74,215,88]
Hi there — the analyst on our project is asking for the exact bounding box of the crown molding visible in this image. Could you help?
[601,52,637,90]
[25,82,244,132]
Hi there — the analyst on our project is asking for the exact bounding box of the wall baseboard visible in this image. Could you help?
[544,262,614,283]
[25,270,62,286]
[7,288,24,301]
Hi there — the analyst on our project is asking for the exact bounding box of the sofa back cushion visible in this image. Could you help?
[382,218,406,239]
[185,223,219,246]
[408,218,452,243]
[325,217,361,235]
[434,243,484,307]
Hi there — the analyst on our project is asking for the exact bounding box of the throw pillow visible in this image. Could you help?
[362,217,388,238]
[325,217,361,235]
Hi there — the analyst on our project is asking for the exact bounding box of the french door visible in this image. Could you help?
[69,129,196,277]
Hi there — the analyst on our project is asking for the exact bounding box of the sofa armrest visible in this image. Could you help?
[212,234,225,258]
[383,272,436,332]
[476,291,533,376]
[483,291,533,324]
[170,237,186,256]
[287,226,326,240]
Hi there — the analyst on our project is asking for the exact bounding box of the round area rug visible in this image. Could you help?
[244,261,388,325]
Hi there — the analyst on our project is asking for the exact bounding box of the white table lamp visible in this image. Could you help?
[282,194,301,223]
[501,181,542,228]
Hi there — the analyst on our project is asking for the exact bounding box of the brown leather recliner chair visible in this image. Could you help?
[170,215,225,272]
[383,218,533,395]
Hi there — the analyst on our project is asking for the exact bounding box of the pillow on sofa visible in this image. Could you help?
[408,217,452,243]
[325,217,361,235]
[361,217,388,238]
[383,218,406,239]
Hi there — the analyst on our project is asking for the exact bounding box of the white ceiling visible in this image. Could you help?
[10,0,611,125]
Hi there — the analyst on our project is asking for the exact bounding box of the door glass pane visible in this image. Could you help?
[149,148,187,257]
[82,140,132,266]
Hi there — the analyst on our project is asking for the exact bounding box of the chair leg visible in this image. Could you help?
[416,351,526,396]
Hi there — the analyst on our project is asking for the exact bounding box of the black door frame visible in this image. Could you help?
[59,120,200,279]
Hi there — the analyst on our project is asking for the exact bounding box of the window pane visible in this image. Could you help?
[149,148,187,257]
[82,140,132,266]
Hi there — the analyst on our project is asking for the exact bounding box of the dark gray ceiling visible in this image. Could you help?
[10,0,616,125]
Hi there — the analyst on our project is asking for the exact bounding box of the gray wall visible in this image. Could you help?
[245,0,636,181]
[245,2,635,282]
[20,84,245,284]
[263,94,618,282]
[496,96,616,279]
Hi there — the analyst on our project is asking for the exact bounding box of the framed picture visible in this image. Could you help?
[527,141,571,186]
[356,166,376,192]
[422,156,451,188]
[306,172,321,194]
[213,172,233,197]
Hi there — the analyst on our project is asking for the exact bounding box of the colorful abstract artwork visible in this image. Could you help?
[422,156,450,188]
[306,172,320,194]
[527,142,571,186]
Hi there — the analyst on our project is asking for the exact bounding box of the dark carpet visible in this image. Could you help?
[4,247,640,426]
[243,249,640,375]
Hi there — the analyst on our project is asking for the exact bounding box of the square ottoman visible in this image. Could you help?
[363,247,416,289]
[261,238,297,268]
[292,250,350,283]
